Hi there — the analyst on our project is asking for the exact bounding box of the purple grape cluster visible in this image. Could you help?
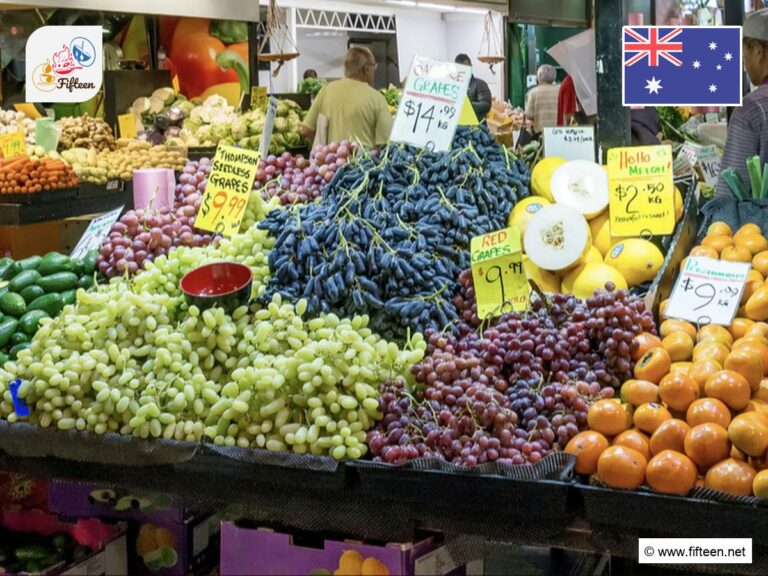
[254,142,355,205]
[97,160,214,277]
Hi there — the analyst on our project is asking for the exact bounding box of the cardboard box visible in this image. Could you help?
[220,523,481,576]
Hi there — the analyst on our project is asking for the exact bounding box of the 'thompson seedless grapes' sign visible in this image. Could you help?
[390,56,472,152]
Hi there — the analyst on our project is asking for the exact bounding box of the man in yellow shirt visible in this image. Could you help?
[302,47,393,148]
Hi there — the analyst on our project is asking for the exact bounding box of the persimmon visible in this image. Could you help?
[565,431,609,475]
[701,234,733,253]
[689,245,719,259]
[747,269,765,283]
[646,450,698,495]
[707,222,733,237]
[729,318,755,340]
[721,245,753,263]
[634,348,672,384]
[697,325,734,347]
[735,233,768,255]
[658,372,699,412]
[753,469,768,497]
[596,446,647,489]
[662,332,694,362]
[745,322,768,338]
[659,319,697,340]
[686,398,732,428]
[704,458,756,496]
[746,285,768,321]
[620,379,659,406]
[692,341,730,365]
[754,379,768,402]
[754,252,768,278]
[728,412,768,457]
[587,400,629,437]
[743,280,765,309]
[684,423,731,469]
[734,223,762,240]
[659,299,670,317]
[704,370,751,411]
[689,359,722,395]
[731,339,768,375]
[613,429,651,461]
[650,418,691,455]
[633,402,672,435]
[670,362,692,376]
[723,348,764,392]
[632,332,662,362]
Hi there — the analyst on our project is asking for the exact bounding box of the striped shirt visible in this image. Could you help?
[526,84,560,134]
[717,84,768,197]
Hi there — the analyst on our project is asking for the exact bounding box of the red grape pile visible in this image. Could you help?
[97,160,215,277]
[253,142,355,205]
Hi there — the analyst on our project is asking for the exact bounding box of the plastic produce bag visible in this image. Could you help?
[548,28,597,116]
[34,117,59,152]
[697,196,768,241]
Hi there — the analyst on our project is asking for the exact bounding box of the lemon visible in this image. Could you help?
[604,239,664,286]
[589,211,613,257]
[522,255,560,293]
[531,157,566,202]
[509,197,552,250]
[570,263,628,299]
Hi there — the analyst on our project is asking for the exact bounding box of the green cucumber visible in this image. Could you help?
[9,342,30,358]
[18,255,42,271]
[9,269,42,292]
[0,318,17,347]
[28,293,64,317]
[61,289,77,306]
[10,332,29,345]
[19,309,49,336]
[19,284,45,303]
[37,272,78,293]
[0,292,26,317]
[78,275,95,289]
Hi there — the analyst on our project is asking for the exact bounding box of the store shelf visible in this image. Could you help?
[0,188,132,226]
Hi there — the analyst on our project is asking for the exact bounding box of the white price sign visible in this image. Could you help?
[665,257,750,326]
[70,206,123,260]
[543,127,595,162]
[259,96,279,159]
[390,56,471,152]
[681,141,721,186]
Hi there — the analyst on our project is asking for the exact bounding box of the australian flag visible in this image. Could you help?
[623,26,742,106]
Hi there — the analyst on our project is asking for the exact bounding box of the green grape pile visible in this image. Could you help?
[0,282,425,459]
[240,191,280,233]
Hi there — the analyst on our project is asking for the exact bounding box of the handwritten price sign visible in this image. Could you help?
[608,145,675,237]
[470,226,528,319]
[390,56,471,152]
[0,132,27,159]
[543,127,595,162]
[195,145,260,237]
[665,257,749,326]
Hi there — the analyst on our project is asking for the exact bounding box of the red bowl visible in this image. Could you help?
[180,262,253,312]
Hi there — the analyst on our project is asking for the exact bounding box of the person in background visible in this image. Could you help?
[717,9,768,197]
[630,108,661,146]
[557,74,577,126]
[302,47,392,149]
[303,69,318,80]
[455,54,492,121]
[525,64,560,134]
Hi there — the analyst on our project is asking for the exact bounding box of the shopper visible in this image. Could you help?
[717,9,768,197]
[630,108,661,146]
[557,74,577,126]
[303,69,318,80]
[525,64,560,134]
[302,47,392,148]
[454,54,492,121]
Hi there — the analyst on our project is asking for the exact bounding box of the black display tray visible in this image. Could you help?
[78,180,123,198]
[187,147,218,162]
[0,186,78,204]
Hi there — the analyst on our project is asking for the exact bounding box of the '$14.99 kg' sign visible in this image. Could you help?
[470,226,529,320]
[195,145,261,237]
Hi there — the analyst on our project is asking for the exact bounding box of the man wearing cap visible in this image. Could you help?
[717,9,768,197]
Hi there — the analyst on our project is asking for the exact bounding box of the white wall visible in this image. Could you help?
[296,29,349,81]
[394,9,448,82]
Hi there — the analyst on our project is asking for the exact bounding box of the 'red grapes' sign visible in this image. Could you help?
[196,145,260,236]
[470,226,528,319]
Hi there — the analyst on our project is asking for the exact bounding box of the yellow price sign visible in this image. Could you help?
[0,131,27,159]
[608,145,675,237]
[470,226,528,319]
[458,96,479,126]
[13,103,42,119]
[195,145,261,237]
[117,114,138,139]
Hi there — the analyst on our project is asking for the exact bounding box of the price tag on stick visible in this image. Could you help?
[664,257,750,327]
[608,145,675,237]
[195,145,261,237]
[470,226,528,319]
[391,56,471,152]
[71,206,124,260]
[0,131,27,159]
[259,97,278,159]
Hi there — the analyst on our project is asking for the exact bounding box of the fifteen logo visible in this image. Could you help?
[26,26,102,103]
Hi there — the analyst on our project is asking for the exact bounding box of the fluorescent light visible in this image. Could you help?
[418,2,457,11]
[455,7,489,14]
[385,0,417,6]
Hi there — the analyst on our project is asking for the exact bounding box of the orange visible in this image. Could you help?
[692,341,730,366]
[658,372,700,412]
[689,245,719,259]
[587,400,630,437]
[670,362,693,376]
[707,222,733,237]
[746,322,768,338]
[729,318,755,340]
[633,402,672,435]
[662,332,694,362]
[697,325,734,347]
[753,251,768,277]
[752,469,768,497]
[728,412,768,457]
[613,429,651,461]
[620,379,659,406]
[704,458,756,496]
[701,234,734,253]
[646,450,698,495]
[659,319,697,340]
[704,370,751,411]
[632,332,663,362]
[634,348,672,384]
[565,431,610,475]
[689,358,722,395]
[721,245,753,263]
[734,223,762,240]
[735,233,768,255]
[596,445,647,489]
[686,398,732,428]
[650,419,691,455]
[684,423,731,469]
[724,348,764,393]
